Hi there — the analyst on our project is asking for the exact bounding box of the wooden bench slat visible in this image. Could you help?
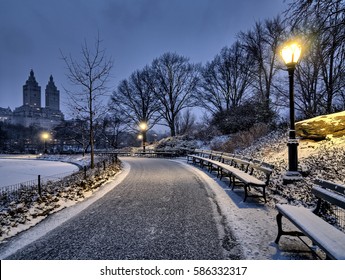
[275,179,345,260]
[276,204,345,260]
[312,186,345,209]
[314,178,345,195]
[187,151,273,203]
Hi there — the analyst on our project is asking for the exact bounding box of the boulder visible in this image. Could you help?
[296,111,345,141]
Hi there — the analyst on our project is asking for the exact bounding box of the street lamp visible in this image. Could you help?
[281,41,302,183]
[139,121,148,153]
[41,132,50,154]
[137,134,144,152]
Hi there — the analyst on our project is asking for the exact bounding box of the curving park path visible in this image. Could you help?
[1,157,241,260]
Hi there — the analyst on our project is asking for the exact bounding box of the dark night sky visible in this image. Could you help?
[0,0,288,117]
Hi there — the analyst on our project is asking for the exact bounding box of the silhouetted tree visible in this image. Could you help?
[286,0,345,114]
[101,107,131,149]
[151,52,200,136]
[111,66,161,132]
[198,42,252,116]
[61,34,113,168]
[176,109,196,135]
[239,16,285,123]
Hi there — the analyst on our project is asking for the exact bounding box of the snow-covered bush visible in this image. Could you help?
[154,135,201,154]
[0,157,121,240]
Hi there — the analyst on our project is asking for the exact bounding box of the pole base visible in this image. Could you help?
[283,171,302,185]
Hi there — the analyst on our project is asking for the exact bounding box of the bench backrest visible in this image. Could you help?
[314,179,345,196]
[201,150,213,158]
[312,179,345,210]
[248,163,273,184]
[232,157,251,172]
[210,151,223,161]
[192,149,203,155]
[221,155,236,165]
[188,149,274,179]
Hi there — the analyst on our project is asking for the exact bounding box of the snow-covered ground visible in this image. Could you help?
[1,111,344,259]
[0,158,79,188]
[0,153,121,241]
[0,162,130,259]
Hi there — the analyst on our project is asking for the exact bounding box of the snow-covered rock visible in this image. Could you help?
[296,111,345,140]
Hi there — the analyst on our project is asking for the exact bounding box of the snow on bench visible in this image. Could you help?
[187,150,274,203]
[218,156,273,203]
[275,179,345,260]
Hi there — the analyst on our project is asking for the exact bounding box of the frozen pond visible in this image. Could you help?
[0,158,79,187]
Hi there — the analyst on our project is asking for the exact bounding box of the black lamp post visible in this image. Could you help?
[139,122,148,153]
[41,132,49,154]
[281,42,302,183]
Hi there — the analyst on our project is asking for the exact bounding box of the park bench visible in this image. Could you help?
[187,150,274,203]
[186,149,213,167]
[202,151,223,171]
[217,156,273,203]
[189,150,225,171]
[275,179,345,259]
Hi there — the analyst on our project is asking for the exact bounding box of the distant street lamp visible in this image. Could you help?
[137,134,144,152]
[41,132,50,154]
[139,121,148,153]
[281,41,302,183]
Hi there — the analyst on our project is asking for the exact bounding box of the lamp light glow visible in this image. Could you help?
[281,42,302,65]
[41,132,50,140]
[139,122,148,131]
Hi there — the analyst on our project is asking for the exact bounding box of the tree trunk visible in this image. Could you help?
[90,90,95,169]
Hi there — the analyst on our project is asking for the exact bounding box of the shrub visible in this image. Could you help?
[211,100,276,135]
[220,123,269,153]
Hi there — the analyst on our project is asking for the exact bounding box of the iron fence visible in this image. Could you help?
[0,154,119,210]
[325,204,345,233]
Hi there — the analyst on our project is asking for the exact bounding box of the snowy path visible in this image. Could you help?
[0,157,314,260]
[0,158,79,187]
[2,157,237,260]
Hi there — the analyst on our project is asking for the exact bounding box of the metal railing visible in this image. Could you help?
[0,154,119,210]
[323,204,345,233]
[0,171,76,201]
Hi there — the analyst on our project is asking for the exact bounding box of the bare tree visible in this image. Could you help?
[294,35,324,118]
[285,0,345,34]
[198,42,252,116]
[286,0,345,114]
[151,52,199,136]
[111,66,161,131]
[238,16,285,122]
[61,35,113,168]
[176,109,196,135]
[99,112,129,149]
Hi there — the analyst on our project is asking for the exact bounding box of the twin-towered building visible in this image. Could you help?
[0,69,64,129]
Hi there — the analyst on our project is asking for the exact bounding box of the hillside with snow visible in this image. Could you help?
[239,111,345,208]
[151,111,345,208]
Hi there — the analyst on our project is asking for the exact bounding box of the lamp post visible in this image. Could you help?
[137,134,144,152]
[139,121,148,153]
[41,132,50,154]
[281,41,302,183]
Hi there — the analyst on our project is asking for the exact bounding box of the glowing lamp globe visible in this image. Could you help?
[281,42,302,67]
[41,132,49,140]
[139,122,148,131]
